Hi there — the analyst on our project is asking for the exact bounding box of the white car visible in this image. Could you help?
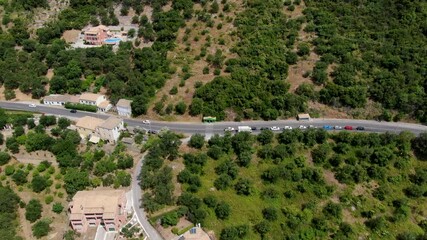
[284,126,293,130]
[270,126,280,131]
[28,104,36,108]
[299,125,307,129]
[334,126,343,130]
[224,127,235,132]
[308,125,316,129]
[142,120,151,124]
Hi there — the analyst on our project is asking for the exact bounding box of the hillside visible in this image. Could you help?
[0,0,425,123]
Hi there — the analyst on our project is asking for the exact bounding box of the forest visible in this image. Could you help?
[1,0,426,122]
[142,128,427,239]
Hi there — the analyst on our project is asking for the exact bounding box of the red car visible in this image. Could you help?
[344,126,353,130]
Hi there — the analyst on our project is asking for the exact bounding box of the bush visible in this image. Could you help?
[169,86,178,95]
[32,175,48,193]
[0,151,11,165]
[262,207,278,221]
[215,201,231,220]
[64,103,97,112]
[188,134,205,149]
[32,219,50,238]
[175,101,187,115]
[161,211,179,227]
[25,199,42,223]
[45,195,54,204]
[52,202,64,214]
[203,66,209,74]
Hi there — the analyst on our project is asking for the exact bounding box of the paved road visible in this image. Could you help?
[1,101,426,135]
[132,153,164,240]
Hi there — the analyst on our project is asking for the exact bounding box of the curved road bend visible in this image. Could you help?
[132,154,164,240]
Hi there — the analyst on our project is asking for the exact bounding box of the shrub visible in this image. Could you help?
[52,202,64,214]
[215,201,231,220]
[64,103,97,112]
[175,102,187,115]
[0,151,11,165]
[262,207,278,221]
[45,195,54,204]
[25,199,42,223]
[188,134,205,149]
[32,219,51,238]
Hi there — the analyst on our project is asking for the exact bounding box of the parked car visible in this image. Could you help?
[356,126,365,131]
[344,126,353,130]
[142,120,151,124]
[28,104,36,108]
[299,125,307,129]
[251,126,257,130]
[148,130,157,134]
[284,126,293,130]
[308,125,316,129]
[224,127,235,132]
[270,126,280,131]
[334,126,343,130]
[323,125,333,130]
[70,109,77,113]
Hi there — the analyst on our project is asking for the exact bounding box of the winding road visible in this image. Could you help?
[1,101,427,240]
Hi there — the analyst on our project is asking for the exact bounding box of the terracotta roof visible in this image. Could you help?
[75,116,104,131]
[97,117,122,130]
[44,94,70,102]
[69,95,80,103]
[116,99,132,108]
[69,189,125,220]
[179,227,211,240]
[80,93,104,102]
[98,101,111,109]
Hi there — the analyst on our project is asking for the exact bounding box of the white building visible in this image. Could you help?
[96,117,124,144]
[43,95,71,106]
[97,100,112,113]
[79,93,106,106]
[75,116,124,144]
[116,99,132,117]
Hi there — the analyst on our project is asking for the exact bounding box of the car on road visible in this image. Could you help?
[356,126,365,131]
[142,120,151,124]
[148,130,157,134]
[70,109,77,113]
[28,104,36,108]
[224,127,235,132]
[323,125,333,130]
[299,125,307,129]
[270,126,280,131]
[344,126,353,130]
[251,126,257,131]
[308,125,316,129]
[334,126,343,130]
[284,126,293,130]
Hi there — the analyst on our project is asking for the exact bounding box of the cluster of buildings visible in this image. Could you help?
[43,93,132,117]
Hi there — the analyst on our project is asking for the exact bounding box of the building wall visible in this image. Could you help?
[98,103,112,113]
[77,127,96,140]
[43,100,65,106]
[117,106,131,117]
[96,121,123,143]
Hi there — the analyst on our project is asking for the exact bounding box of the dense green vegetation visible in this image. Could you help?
[193,0,306,120]
[0,185,21,240]
[166,130,427,239]
[303,0,427,122]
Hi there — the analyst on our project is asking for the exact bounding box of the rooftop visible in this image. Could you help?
[76,116,105,131]
[98,117,122,130]
[298,113,311,119]
[80,93,104,102]
[116,99,132,109]
[98,100,111,109]
[44,94,71,102]
[178,226,211,240]
[69,189,125,220]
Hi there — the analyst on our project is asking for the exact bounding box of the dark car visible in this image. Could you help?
[70,109,77,113]
[148,130,158,134]
[356,126,365,131]
[251,126,257,131]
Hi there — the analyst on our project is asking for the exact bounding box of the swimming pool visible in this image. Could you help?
[104,38,121,44]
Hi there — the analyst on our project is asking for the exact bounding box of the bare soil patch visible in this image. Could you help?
[62,30,80,43]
